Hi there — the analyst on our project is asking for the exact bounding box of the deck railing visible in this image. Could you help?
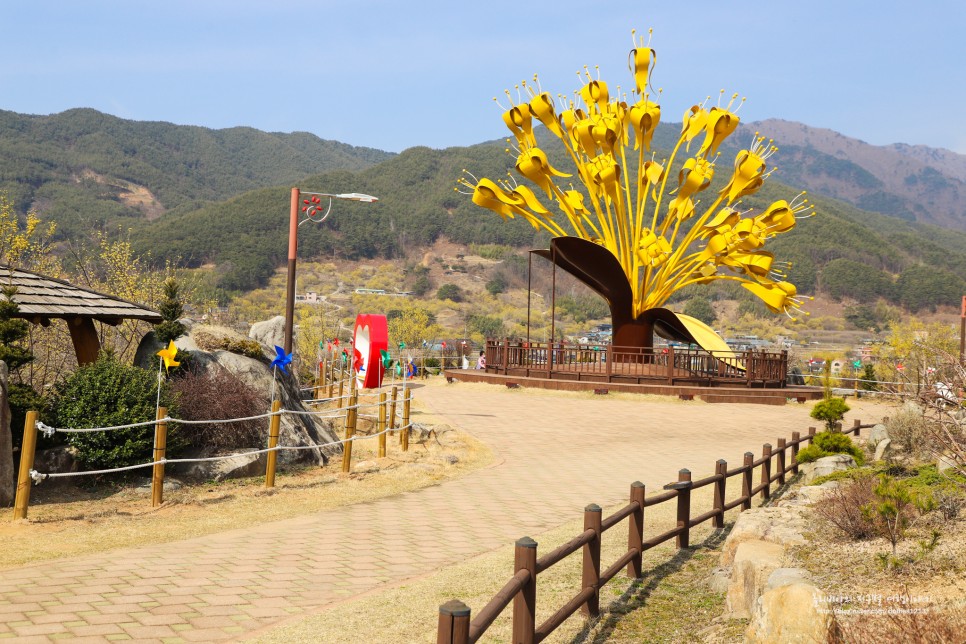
[484,339,787,388]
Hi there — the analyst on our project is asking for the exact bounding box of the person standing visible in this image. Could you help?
[476,350,486,369]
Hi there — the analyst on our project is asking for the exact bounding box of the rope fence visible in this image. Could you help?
[11,383,415,520]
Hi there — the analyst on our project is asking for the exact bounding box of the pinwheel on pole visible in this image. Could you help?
[270,345,293,403]
[155,340,180,413]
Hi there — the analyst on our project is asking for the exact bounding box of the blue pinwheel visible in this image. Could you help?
[271,345,293,374]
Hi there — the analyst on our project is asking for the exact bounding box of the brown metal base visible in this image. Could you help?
[442,369,824,405]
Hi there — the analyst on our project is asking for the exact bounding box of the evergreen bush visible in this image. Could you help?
[49,354,182,470]
[810,397,851,430]
[797,430,865,465]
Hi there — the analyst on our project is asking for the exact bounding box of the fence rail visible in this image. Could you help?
[483,339,788,388]
[437,419,872,643]
[11,381,415,520]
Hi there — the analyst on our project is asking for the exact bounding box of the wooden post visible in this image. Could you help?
[265,399,282,488]
[675,469,692,548]
[151,407,168,508]
[628,481,645,578]
[342,392,358,473]
[338,374,345,405]
[605,344,613,380]
[666,346,674,384]
[389,385,399,439]
[761,444,772,501]
[327,359,334,399]
[378,391,387,458]
[741,452,754,511]
[776,438,787,486]
[12,411,39,520]
[713,459,727,528]
[791,431,801,475]
[512,537,537,644]
[852,418,861,437]
[401,388,412,452]
[808,426,816,445]
[437,600,471,644]
[582,504,602,617]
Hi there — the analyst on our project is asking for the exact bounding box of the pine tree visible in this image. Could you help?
[0,285,33,371]
[154,277,186,344]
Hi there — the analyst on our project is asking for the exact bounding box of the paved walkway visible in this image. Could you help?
[0,384,893,642]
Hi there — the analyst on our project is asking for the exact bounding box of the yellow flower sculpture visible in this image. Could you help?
[458,30,813,352]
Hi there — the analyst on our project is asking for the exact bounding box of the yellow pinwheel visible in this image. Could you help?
[156,341,180,372]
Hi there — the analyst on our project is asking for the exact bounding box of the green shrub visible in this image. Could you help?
[797,430,864,465]
[810,397,850,430]
[49,354,182,470]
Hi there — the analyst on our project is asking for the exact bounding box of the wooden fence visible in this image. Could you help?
[437,419,871,643]
[12,380,414,520]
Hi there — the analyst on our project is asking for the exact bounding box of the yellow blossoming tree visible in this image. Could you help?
[459,31,813,354]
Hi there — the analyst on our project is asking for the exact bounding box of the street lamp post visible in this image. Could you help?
[284,187,378,355]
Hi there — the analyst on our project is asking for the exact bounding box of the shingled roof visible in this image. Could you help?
[0,266,161,324]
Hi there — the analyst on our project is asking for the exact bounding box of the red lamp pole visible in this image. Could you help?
[283,188,378,356]
[284,187,300,354]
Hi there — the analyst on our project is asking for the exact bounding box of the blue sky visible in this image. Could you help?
[3,1,964,154]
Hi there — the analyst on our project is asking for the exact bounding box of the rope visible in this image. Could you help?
[30,421,415,481]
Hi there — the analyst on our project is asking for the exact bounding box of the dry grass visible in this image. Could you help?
[1,397,492,570]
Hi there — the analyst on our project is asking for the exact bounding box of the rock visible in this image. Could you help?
[33,446,80,481]
[0,362,12,507]
[745,582,830,644]
[134,323,342,469]
[803,454,856,483]
[765,567,810,591]
[720,506,807,567]
[874,437,892,462]
[708,567,731,594]
[937,453,960,473]
[784,486,834,505]
[135,477,183,492]
[902,400,923,415]
[352,460,381,473]
[868,423,889,448]
[249,316,285,349]
[441,454,459,465]
[172,449,267,482]
[410,423,433,440]
[726,540,786,618]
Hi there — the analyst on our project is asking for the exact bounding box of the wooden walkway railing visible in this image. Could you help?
[437,419,871,643]
[484,339,787,388]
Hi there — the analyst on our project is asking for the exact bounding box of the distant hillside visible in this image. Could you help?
[135,138,966,314]
[0,108,394,239]
[737,119,966,230]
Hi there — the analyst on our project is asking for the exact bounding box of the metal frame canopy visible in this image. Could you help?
[0,265,162,364]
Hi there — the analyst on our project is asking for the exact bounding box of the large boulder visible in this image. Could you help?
[0,362,12,506]
[135,323,341,468]
[867,423,889,448]
[720,505,808,567]
[726,539,786,618]
[801,454,856,484]
[249,316,285,349]
[172,448,267,482]
[745,581,831,643]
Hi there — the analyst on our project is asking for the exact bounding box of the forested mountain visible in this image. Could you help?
[731,119,966,230]
[3,106,966,313]
[133,133,966,313]
[0,108,394,239]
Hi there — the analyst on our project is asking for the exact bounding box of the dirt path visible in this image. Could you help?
[0,383,895,642]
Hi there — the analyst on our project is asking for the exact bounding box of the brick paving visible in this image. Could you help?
[0,384,893,642]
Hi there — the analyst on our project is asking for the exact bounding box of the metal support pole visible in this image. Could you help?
[284,187,300,355]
